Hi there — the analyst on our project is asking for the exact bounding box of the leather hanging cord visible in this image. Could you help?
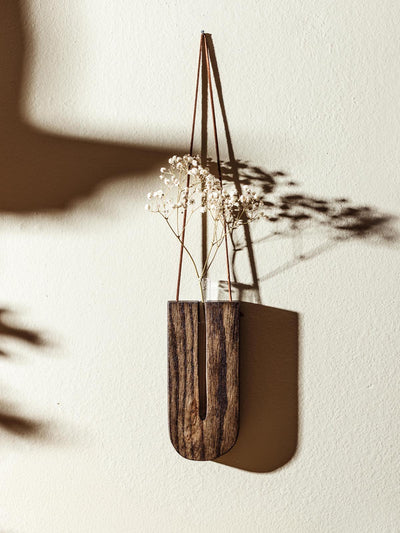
[175,34,203,301]
[176,33,232,302]
[203,35,232,301]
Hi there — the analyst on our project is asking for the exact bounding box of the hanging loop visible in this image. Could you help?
[175,33,232,302]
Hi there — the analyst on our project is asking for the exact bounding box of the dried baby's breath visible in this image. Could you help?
[145,155,264,292]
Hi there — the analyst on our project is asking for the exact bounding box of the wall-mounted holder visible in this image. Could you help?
[167,33,240,461]
[168,301,239,460]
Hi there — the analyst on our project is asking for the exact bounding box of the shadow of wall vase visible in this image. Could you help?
[167,33,240,461]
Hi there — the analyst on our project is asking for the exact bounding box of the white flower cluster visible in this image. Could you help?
[145,154,268,288]
[145,154,264,231]
[216,184,264,230]
[145,154,205,218]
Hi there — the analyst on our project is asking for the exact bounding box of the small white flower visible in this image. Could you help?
[145,204,151,211]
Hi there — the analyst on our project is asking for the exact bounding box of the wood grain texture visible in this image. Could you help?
[168,301,240,461]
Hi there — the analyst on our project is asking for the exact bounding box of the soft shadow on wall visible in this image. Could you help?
[0,0,175,213]
[0,309,48,437]
[0,0,179,438]
[216,303,299,473]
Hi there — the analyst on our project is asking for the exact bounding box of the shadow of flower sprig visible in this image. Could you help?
[0,309,46,355]
[217,158,397,243]
[206,158,398,295]
[0,401,46,437]
[0,309,49,438]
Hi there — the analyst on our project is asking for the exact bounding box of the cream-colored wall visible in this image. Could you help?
[1,0,399,531]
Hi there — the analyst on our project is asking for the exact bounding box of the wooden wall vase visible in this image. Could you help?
[168,301,240,461]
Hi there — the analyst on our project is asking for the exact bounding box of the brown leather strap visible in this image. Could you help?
[203,35,232,301]
[175,34,203,301]
[176,33,232,301]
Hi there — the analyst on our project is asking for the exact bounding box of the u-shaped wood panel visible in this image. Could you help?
[168,301,240,460]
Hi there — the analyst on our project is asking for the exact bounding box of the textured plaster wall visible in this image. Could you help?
[0,1,399,532]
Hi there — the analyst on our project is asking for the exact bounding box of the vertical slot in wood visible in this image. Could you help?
[198,302,207,420]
